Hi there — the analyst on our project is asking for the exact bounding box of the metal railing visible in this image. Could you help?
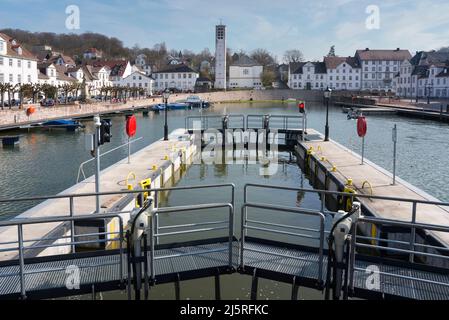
[246,115,306,132]
[149,202,235,281]
[244,184,449,260]
[0,213,125,299]
[185,115,245,131]
[240,202,325,282]
[76,137,143,183]
[349,216,449,292]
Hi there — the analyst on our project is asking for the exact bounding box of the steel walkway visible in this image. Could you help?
[1,184,449,300]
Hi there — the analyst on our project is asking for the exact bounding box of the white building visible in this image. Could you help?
[214,25,227,90]
[135,54,152,76]
[356,48,412,91]
[228,54,263,89]
[288,62,327,90]
[0,33,38,99]
[324,56,361,91]
[117,71,154,96]
[153,64,199,92]
[91,60,132,82]
[37,63,76,87]
[66,64,113,96]
[394,51,449,99]
[84,48,103,60]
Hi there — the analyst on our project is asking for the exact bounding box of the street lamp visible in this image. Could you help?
[324,87,332,142]
[163,88,170,141]
[426,84,432,105]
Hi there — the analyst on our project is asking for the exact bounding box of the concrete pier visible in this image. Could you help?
[295,129,449,266]
[0,129,197,261]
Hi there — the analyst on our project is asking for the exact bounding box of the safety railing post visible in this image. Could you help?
[240,205,246,269]
[18,224,26,299]
[318,214,325,283]
[154,191,159,246]
[69,197,75,254]
[349,223,357,292]
[119,219,124,287]
[228,205,234,269]
[409,202,418,263]
[150,211,156,282]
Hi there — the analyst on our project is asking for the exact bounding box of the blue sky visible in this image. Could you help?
[1,0,449,61]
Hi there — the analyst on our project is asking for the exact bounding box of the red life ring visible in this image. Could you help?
[357,116,367,138]
[126,115,137,137]
[26,106,36,116]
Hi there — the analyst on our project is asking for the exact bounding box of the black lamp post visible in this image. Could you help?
[324,87,332,142]
[426,84,432,105]
[163,88,170,141]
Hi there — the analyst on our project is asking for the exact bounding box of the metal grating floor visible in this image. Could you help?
[154,241,239,277]
[242,241,327,283]
[0,254,123,297]
[352,260,449,300]
[1,239,449,300]
[0,240,238,298]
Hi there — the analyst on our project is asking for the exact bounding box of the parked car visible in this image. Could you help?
[40,99,55,107]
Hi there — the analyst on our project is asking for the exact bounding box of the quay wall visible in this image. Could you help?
[294,134,449,268]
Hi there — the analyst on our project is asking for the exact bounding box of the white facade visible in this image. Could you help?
[288,62,327,90]
[326,59,361,91]
[228,65,263,89]
[0,34,38,89]
[154,65,199,92]
[135,54,152,76]
[117,71,154,96]
[394,60,415,98]
[356,49,411,91]
[214,25,227,90]
[38,64,75,87]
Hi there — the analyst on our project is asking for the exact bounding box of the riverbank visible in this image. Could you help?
[0,89,326,131]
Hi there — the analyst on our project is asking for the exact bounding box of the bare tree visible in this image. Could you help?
[250,48,276,67]
[283,50,304,64]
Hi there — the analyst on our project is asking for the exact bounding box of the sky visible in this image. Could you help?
[1,0,449,61]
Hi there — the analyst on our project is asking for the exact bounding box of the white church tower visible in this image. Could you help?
[214,24,227,90]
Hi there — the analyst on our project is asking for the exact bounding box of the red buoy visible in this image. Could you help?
[126,115,137,138]
[26,106,36,117]
[357,116,367,138]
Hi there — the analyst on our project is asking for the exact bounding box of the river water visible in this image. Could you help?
[1,102,448,219]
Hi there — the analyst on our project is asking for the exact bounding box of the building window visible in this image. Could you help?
[18,60,21,68]
[0,73,4,83]
[9,59,13,67]
[0,57,3,65]
[9,74,13,82]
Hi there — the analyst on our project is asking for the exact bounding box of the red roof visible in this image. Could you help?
[0,33,37,61]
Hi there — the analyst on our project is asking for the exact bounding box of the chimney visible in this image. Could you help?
[396,48,400,51]
[365,48,369,51]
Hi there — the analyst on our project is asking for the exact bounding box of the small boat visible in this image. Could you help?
[31,119,85,132]
[186,96,210,109]
[151,103,190,111]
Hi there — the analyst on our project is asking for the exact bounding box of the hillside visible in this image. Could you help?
[0,29,132,60]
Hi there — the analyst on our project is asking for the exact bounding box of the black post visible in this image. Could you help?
[164,97,169,141]
[325,97,330,142]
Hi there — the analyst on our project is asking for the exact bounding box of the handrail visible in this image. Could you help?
[76,137,143,183]
[0,213,125,299]
[0,183,236,204]
[243,183,449,207]
[349,216,449,292]
[149,203,234,281]
[240,202,326,283]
